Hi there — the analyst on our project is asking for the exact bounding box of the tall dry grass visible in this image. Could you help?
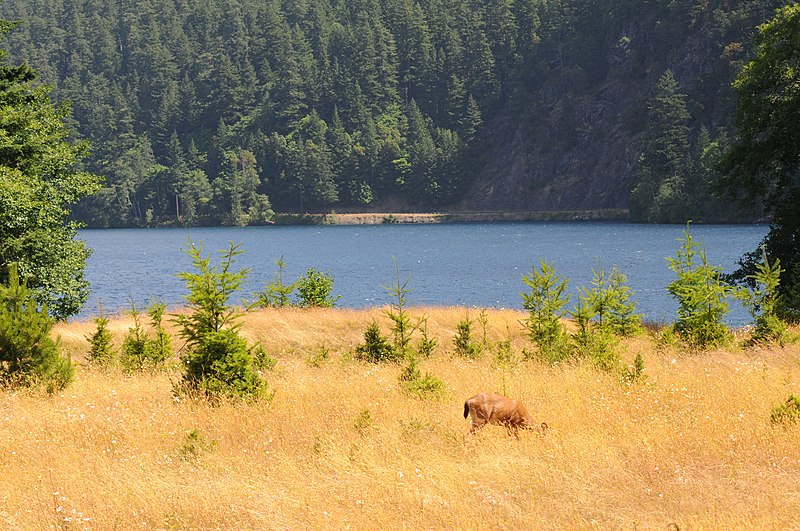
[2,307,799,529]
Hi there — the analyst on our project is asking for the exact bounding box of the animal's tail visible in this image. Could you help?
[463,401,470,419]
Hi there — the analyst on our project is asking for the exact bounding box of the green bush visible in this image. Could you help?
[295,268,340,307]
[521,260,571,362]
[86,310,116,368]
[416,316,437,358]
[145,298,173,366]
[254,255,296,308]
[570,295,621,372]
[453,316,481,359]
[179,428,217,460]
[736,248,789,345]
[770,395,800,425]
[0,263,73,393]
[623,353,646,383]
[667,224,734,349]
[355,321,399,363]
[400,372,447,398]
[606,267,642,336]
[173,239,268,401]
[121,302,149,371]
[121,299,172,372]
[177,329,267,400]
[307,342,331,367]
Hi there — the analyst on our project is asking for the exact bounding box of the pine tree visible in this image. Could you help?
[630,70,690,223]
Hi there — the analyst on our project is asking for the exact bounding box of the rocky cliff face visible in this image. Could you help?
[460,0,783,214]
[465,79,643,212]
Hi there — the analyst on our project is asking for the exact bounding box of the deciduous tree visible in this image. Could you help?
[0,21,101,319]
[720,4,800,318]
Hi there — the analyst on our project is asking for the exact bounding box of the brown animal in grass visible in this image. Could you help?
[463,392,547,437]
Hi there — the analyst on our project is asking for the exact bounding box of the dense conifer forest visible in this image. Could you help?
[0,0,790,226]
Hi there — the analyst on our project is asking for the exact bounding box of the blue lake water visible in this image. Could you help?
[77,222,768,326]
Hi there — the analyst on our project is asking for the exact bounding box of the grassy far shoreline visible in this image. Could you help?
[2,306,797,528]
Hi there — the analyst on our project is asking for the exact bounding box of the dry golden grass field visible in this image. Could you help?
[2,307,800,529]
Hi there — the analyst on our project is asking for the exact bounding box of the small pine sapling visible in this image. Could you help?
[255,255,297,308]
[623,353,646,383]
[355,321,398,363]
[521,260,571,362]
[86,307,116,368]
[453,315,481,359]
[667,224,734,349]
[307,342,331,367]
[145,298,172,367]
[382,258,446,397]
[736,248,789,345]
[492,327,519,396]
[416,316,437,358]
[0,263,73,392]
[771,395,800,425]
[173,238,268,401]
[121,301,149,372]
[478,308,490,350]
[295,268,340,307]
[570,293,620,372]
[606,266,642,336]
[383,258,415,358]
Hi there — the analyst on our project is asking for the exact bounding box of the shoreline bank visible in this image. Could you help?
[274,208,630,225]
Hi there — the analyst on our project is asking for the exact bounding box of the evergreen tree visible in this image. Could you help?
[629,70,690,223]
[0,263,74,392]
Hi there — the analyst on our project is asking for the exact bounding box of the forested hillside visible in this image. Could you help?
[0,0,789,226]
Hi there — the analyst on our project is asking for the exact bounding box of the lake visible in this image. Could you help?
[78,222,768,326]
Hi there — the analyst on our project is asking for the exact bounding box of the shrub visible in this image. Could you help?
[416,316,437,358]
[254,255,296,308]
[736,248,789,345]
[120,299,173,372]
[295,268,340,307]
[307,342,331,367]
[401,371,447,398]
[521,260,571,362]
[355,321,399,363]
[623,353,646,383]
[86,310,116,368]
[0,263,73,393]
[177,329,268,400]
[383,258,414,357]
[453,316,481,359]
[179,428,217,460]
[145,298,173,366]
[386,259,446,391]
[250,342,278,371]
[606,266,642,336]
[353,409,374,435]
[770,395,800,425]
[121,302,149,371]
[570,294,621,372]
[667,224,734,349]
[173,239,267,401]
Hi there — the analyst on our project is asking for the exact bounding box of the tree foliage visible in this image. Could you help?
[0,21,101,319]
[720,4,800,318]
[0,0,787,226]
[173,239,268,400]
[666,225,734,349]
[520,260,571,362]
[0,262,73,392]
